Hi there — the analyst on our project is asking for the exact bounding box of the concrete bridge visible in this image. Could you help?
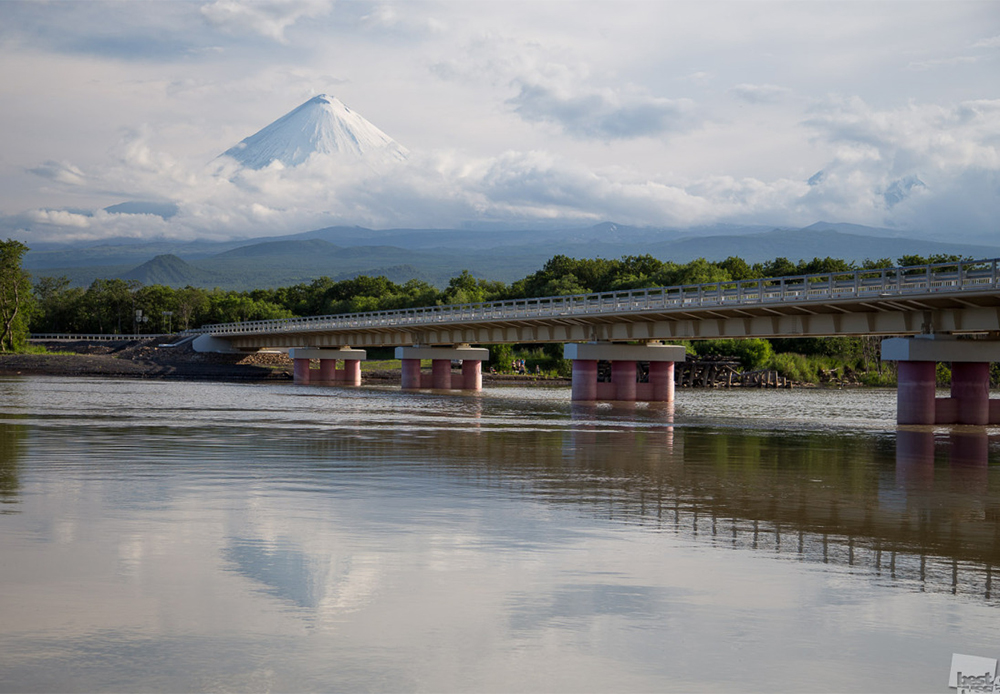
[189,257,1000,422]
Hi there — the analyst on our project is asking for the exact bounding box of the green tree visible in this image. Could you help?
[0,240,33,352]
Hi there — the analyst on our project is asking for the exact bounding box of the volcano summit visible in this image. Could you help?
[221,94,408,170]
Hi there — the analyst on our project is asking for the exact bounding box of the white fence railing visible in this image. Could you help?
[29,333,172,342]
[190,258,1000,338]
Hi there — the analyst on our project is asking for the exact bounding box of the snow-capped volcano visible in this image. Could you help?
[221,94,408,169]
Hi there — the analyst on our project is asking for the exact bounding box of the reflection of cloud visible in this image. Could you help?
[508,583,683,632]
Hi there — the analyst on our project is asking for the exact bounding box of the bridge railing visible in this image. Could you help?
[29,333,172,342]
[190,258,1000,337]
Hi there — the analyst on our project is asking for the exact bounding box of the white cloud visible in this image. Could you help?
[28,160,88,186]
[972,34,1000,49]
[200,0,335,43]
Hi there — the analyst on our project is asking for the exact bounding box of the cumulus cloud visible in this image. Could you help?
[800,96,1000,231]
[200,0,335,43]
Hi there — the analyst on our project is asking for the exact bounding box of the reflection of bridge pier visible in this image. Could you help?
[883,336,1000,425]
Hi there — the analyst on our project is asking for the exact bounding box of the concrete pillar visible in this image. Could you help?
[951,361,990,425]
[611,360,637,402]
[395,346,489,392]
[462,359,482,391]
[289,348,367,386]
[896,361,937,425]
[344,359,362,387]
[571,359,598,401]
[318,359,336,381]
[564,343,685,403]
[401,358,421,389]
[882,336,1000,426]
[649,361,675,403]
[293,358,311,384]
[432,359,452,389]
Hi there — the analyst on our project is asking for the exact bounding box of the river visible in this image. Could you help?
[0,376,997,692]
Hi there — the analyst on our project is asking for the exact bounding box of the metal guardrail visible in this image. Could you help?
[29,333,172,342]
[189,258,1000,337]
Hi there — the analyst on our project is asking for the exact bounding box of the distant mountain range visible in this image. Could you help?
[22,221,1000,290]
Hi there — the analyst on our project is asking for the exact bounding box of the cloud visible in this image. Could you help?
[28,161,88,186]
[508,81,695,140]
[798,96,1000,231]
[200,0,335,43]
[972,34,1000,49]
[908,55,979,70]
[729,84,791,105]
[431,32,696,140]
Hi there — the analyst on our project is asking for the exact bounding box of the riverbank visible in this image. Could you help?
[5,339,572,386]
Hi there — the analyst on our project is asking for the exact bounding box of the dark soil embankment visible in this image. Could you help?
[3,338,290,382]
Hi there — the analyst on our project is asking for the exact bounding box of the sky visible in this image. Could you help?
[0,0,998,244]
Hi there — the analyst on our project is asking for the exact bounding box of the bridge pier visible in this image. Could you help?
[395,346,488,391]
[882,336,1000,425]
[564,343,686,402]
[289,348,366,385]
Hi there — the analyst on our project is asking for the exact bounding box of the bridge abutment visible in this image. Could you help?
[564,343,684,402]
[395,346,489,391]
[289,348,366,385]
[883,336,1000,425]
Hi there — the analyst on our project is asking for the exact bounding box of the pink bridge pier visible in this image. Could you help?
[189,258,1000,424]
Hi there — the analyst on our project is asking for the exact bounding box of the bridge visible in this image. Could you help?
[182,258,1000,422]
[194,258,1000,348]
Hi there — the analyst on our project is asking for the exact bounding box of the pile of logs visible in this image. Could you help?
[673,356,792,388]
[597,357,792,389]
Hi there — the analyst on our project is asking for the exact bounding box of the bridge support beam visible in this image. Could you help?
[289,348,366,385]
[882,336,1000,425]
[564,343,685,402]
[395,346,489,392]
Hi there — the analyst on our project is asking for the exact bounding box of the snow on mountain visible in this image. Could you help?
[221,94,408,170]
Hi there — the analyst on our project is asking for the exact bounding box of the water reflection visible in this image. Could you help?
[0,423,25,509]
[2,380,1000,691]
[300,421,998,605]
